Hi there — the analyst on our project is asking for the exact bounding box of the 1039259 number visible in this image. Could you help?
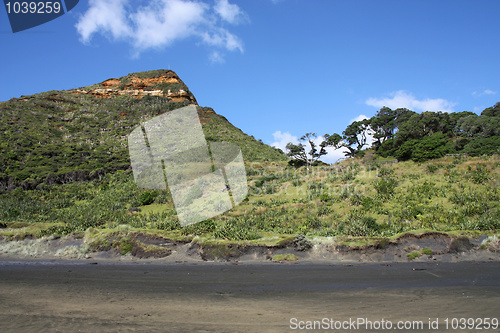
[444,317,498,330]
[5,1,61,14]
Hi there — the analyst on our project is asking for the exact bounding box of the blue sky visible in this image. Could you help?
[1,0,499,162]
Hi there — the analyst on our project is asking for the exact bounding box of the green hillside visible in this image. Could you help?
[0,70,286,190]
[0,155,498,252]
[0,71,498,255]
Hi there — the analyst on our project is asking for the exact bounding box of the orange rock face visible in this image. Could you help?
[101,79,121,87]
[72,70,198,105]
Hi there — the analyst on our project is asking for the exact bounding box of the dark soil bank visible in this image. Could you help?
[1,231,499,263]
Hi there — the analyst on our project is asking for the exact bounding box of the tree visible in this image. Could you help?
[370,107,397,147]
[342,118,372,157]
[285,133,328,168]
[285,142,307,163]
[370,107,416,156]
[323,133,343,149]
[394,132,450,162]
[456,112,500,138]
[480,102,500,118]
[449,111,477,136]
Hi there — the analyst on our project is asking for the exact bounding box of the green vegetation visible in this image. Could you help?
[292,103,500,162]
[272,253,299,262]
[422,247,433,255]
[0,71,286,190]
[1,155,498,246]
[373,104,500,160]
[0,71,498,256]
[407,250,422,260]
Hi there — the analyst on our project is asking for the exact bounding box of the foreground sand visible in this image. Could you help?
[0,260,499,332]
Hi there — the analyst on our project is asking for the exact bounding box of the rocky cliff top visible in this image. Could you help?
[71,69,198,105]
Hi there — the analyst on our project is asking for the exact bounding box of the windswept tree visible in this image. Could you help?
[342,118,372,157]
[322,119,374,159]
[285,133,329,168]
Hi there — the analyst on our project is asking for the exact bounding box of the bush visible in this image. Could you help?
[138,190,158,206]
[366,163,381,171]
[462,136,500,156]
[181,219,216,235]
[361,196,375,209]
[316,205,332,216]
[319,193,331,203]
[294,234,313,251]
[307,182,324,199]
[414,133,451,162]
[395,132,451,162]
[350,192,364,206]
[341,170,357,182]
[264,185,275,194]
[336,212,380,236]
[304,216,322,229]
[422,247,433,255]
[407,251,422,260]
[154,219,181,231]
[374,177,398,199]
[212,218,261,240]
[467,164,491,184]
[378,167,394,177]
[426,164,439,173]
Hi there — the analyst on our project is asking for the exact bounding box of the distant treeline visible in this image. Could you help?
[369,102,500,161]
[286,102,499,166]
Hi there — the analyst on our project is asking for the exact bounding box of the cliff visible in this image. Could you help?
[71,69,198,104]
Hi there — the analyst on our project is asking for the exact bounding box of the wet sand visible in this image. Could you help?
[0,261,499,332]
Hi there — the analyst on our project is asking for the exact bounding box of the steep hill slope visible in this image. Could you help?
[0,70,286,190]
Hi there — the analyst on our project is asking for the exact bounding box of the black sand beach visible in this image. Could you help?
[1,261,499,332]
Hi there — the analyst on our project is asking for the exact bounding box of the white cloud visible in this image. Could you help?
[366,90,456,113]
[200,28,243,53]
[209,50,225,64]
[322,146,349,164]
[472,89,497,97]
[75,0,131,42]
[130,0,206,50]
[271,131,299,152]
[76,0,245,60]
[214,0,248,24]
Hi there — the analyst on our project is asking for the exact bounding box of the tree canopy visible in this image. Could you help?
[286,102,500,164]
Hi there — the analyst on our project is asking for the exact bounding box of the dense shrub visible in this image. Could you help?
[212,218,261,240]
[336,212,380,237]
[374,177,398,199]
[139,190,158,206]
[463,137,500,156]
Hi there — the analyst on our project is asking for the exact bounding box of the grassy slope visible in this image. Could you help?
[1,154,498,252]
[0,70,498,253]
[0,82,285,186]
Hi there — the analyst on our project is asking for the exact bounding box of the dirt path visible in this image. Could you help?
[0,261,499,332]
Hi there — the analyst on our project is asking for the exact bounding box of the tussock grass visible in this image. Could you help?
[1,155,498,245]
